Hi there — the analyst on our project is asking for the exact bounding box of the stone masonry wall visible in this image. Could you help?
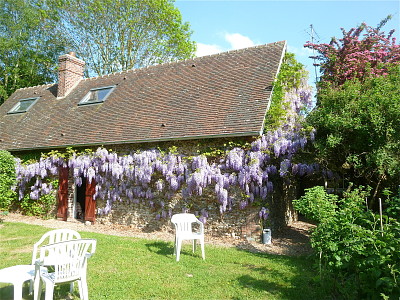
[60,137,298,242]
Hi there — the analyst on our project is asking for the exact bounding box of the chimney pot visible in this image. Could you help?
[68,51,76,57]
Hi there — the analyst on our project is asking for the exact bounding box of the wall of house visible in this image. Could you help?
[14,136,297,242]
[94,187,262,241]
[56,137,266,241]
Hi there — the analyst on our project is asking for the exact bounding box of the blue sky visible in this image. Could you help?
[175,0,400,85]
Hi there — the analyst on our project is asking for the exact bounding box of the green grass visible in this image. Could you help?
[0,222,329,300]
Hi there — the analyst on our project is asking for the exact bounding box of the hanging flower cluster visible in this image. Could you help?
[14,155,66,200]
[14,63,317,224]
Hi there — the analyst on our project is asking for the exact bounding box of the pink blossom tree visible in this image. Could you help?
[305,16,400,86]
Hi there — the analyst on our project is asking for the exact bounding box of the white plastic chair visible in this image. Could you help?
[31,229,81,295]
[32,229,82,265]
[34,239,96,300]
[171,213,205,261]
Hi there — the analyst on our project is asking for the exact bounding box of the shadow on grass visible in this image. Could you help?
[235,260,327,300]
[237,274,282,293]
[0,283,32,300]
[145,241,204,260]
[145,241,173,256]
[0,281,78,300]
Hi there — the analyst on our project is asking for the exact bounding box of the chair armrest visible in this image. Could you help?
[35,258,44,267]
[194,219,204,234]
[31,244,40,265]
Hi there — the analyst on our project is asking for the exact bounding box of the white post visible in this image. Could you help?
[379,198,383,236]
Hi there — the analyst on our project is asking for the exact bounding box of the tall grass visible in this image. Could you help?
[0,222,329,299]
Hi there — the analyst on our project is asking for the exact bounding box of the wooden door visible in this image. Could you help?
[85,179,96,223]
[57,167,69,221]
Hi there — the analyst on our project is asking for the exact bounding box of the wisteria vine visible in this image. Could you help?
[14,59,321,225]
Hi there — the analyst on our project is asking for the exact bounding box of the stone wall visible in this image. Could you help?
[94,189,262,241]
[57,137,297,242]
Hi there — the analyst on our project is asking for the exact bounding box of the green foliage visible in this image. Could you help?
[0,150,51,214]
[264,52,307,131]
[18,179,58,218]
[307,65,400,198]
[294,185,400,298]
[50,0,196,76]
[293,186,337,223]
[0,0,64,105]
[0,150,16,210]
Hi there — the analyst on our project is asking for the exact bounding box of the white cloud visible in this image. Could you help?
[287,45,314,57]
[195,43,224,57]
[224,33,255,50]
[195,33,256,57]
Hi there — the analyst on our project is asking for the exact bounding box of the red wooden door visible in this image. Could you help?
[57,167,69,221]
[85,179,96,223]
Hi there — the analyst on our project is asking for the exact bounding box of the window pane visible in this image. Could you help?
[18,100,35,111]
[86,91,99,103]
[79,86,114,105]
[97,88,111,100]
[8,98,37,114]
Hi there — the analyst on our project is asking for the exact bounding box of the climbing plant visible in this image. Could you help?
[14,53,316,222]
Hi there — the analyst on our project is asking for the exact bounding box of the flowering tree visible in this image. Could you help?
[306,19,400,202]
[305,16,400,86]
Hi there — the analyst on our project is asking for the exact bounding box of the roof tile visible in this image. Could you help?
[0,41,286,151]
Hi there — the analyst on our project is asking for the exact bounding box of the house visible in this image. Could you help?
[0,41,287,237]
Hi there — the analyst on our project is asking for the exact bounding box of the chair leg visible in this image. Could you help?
[176,239,182,261]
[192,239,197,253]
[69,282,74,294]
[13,282,23,300]
[44,281,55,300]
[173,235,177,256]
[200,239,205,260]
[34,276,42,300]
[77,277,89,300]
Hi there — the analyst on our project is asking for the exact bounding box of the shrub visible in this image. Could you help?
[294,185,400,299]
[18,179,58,218]
[0,150,17,210]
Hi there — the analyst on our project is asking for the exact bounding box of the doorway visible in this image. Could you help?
[75,176,86,220]
[74,176,97,223]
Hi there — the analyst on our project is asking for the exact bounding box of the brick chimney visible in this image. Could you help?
[57,52,85,98]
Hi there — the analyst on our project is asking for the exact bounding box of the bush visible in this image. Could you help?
[18,179,58,218]
[294,186,400,299]
[0,150,17,210]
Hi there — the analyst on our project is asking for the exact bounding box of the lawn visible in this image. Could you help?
[0,222,329,300]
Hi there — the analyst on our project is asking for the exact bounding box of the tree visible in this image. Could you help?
[50,0,196,76]
[307,65,400,202]
[0,0,64,105]
[305,16,400,87]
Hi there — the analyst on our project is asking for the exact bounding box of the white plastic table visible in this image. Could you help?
[0,265,35,300]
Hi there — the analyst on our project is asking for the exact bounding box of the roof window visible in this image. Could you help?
[7,97,38,114]
[79,86,115,106]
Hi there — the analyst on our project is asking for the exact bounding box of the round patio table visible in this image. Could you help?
[0,265,35,300]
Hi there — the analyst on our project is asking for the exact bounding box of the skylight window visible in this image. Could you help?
[79,86,115,106]
[8,97,38,114]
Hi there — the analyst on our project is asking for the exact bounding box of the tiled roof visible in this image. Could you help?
[0,41,286,151]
